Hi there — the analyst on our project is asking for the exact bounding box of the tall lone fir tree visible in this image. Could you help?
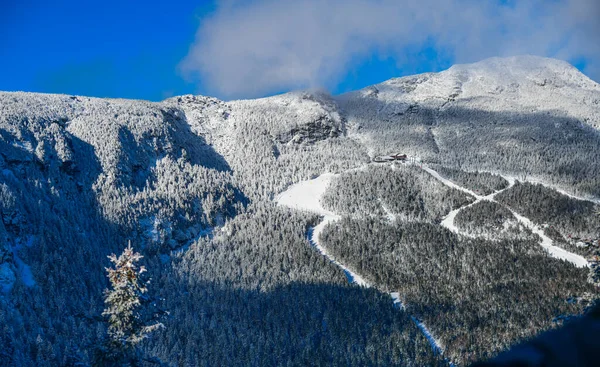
[98,242,164,366]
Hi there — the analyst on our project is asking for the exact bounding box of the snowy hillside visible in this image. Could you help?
[338,56,600,199]
[342,56,600,129]
[0,56,599,366]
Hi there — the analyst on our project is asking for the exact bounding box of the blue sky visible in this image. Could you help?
[0,0,208,100]
[1,0,598,101]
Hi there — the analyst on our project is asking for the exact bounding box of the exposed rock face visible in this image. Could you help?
[277,114,342,144]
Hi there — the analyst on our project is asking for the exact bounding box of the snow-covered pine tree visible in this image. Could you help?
[98,242,164,366]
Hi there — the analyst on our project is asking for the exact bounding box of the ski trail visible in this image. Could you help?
[309,216,369,287]
[440,179,515,235]
[275,172,369,287]
[480,171,600,205]
[441,207,465,234]
[508,210,589,268]
[422,166,480,198]
[389,292,446,356]
[276,169,452,364]
[424,166,590,268]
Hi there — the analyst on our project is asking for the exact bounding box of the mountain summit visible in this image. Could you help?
[342,55,600,130]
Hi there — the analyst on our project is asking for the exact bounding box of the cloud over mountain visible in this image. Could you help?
[181,0,600,99]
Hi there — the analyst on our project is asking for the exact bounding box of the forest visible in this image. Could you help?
[495,182,600,257]
[321,165,473,222]
[453,200,537,241]
[146,203,445,366]
[321,217,595,365]
[0,83,599,366]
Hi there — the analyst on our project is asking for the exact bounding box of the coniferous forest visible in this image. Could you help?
[1,57,600,366]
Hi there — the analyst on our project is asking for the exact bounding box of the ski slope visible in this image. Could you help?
[276,173,367,286]
[423,166,590,268]
[276,168,449,362]
[276,173,339,218]
[276,162,592,365]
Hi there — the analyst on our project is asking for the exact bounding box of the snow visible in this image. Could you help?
[308,221,369,287]
[276,168,449,360]
[0,263,16,293]
[509,210,589,268]
[379,198,397,223]
[275,173,338,217]
[5,237,38,289]
[412,316,445,356]
[13,255,35,287]
[424,165,590,268]
[441,207,464,234]
[344,55,600,130]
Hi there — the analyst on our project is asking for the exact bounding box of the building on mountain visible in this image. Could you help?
[373,153,407,163]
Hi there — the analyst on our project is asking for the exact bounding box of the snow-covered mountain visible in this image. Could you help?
[338,56,600,198]
[0,56,599,366]
[343,56,600,128]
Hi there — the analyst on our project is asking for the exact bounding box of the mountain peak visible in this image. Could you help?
[451,55,576,73]
[445,55,595,89]
[341,55,600,130]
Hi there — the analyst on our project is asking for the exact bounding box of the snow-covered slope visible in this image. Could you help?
[342,56,600,129]
[276,169,446,360]
[338,56,600,198]
[1,55,599,367]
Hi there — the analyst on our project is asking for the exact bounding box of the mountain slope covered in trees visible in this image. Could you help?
[0,56,599,366]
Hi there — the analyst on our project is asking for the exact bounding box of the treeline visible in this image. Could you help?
[321,165,474,222]
[320,217,596,365]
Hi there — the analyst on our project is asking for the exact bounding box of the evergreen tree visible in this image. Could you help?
[97,242,164,366]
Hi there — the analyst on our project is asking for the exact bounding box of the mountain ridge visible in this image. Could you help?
[1,55,599,366]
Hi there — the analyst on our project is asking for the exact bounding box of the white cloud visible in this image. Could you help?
[181,0,600,99]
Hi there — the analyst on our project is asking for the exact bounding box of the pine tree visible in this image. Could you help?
[98,242,164,366]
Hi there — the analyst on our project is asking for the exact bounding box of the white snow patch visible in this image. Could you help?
[379,198,397,223]
[441,207,463,234]
[275,173,338,217]
[9,237,37,288]
[13,255,35,287]
[0,263,16,293]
